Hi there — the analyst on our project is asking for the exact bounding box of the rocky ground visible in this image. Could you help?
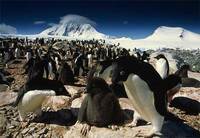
[0,58,200,138]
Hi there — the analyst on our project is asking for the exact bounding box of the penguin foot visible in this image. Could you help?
[108,125,120,130]
[126,121,137,127]
[80,124,91,136]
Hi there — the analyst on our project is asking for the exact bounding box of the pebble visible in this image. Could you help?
[28,127,36,134]
[38,128,48,135]
[21,128,30,134]
[8,125,16,129]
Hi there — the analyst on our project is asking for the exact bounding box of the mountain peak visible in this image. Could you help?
[40,22,108,39]
[146,26,200,41]
[154,26,185,37]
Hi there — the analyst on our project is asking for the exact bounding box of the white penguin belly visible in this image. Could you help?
[18,90,55,114]
[124,74,163,123]
[26,52,31,61]
[156,59,168,79]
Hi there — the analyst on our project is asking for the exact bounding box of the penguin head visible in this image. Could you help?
[154,54,166,60]
[86,77,110,94]
[111,56,136,84]
[180,64,191,71]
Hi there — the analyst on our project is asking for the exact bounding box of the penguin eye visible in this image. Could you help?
[120,71,125,76]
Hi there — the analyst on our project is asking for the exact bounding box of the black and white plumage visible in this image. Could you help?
[111,56,181,137]
[13,75,70,121]
[154,54,169,79]
[175,64,190,78]
[25,51,32,62]
[94,60,113,81]
[175,64,200,88]
[14,47,20,59]
[17,90,55,121]
[90,60,128,98]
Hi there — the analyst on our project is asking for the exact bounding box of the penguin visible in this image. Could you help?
[175,64,190,78]
[111,56,181,137]
[169,96,200,115]
[13,76,70,121]
[48,60,57,80]
[90,60,128,98]
[14,47,20,59]
[0,72,10,91]
[3,48,10,68]
[154,54,169,79]
[58,61,75,85]
[94,60,113,82]
[25,49,32,62]
[175,64,200,88]
[17,90,55,122]
[74,53,85,77]
[181,78,200,87]
[87,53,93,69]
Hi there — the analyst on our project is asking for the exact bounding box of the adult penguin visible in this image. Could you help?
[25,49,32,62]
[74,53,85,77]
[175,64,200,87]
[111,56,181,137]
[17,90,56,122]
[0,71,11,91]
[14,47,21,59]
[175,64,190,78]
[154,54,169,79]
[13,72,70,122]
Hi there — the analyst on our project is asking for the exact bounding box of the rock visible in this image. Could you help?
[21,128,30,134]
[64,123,140,138]
[31,133,40,138]
[12,131,20,138]
[63,120,200,138]
[37,128,48,135]
[8,125,15,129]
[42,96,71,111]
[71,95,86,117]
[64,85,82,97]
[0,92,17,106]
[0,114,7,135]
[0,84,9,92]
[11,120,20,126]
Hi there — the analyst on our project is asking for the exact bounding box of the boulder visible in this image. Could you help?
[42,96,71,111]
[0,84,9,92]
[0,92,17,107]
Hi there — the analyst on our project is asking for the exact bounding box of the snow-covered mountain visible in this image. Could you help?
[114,26,200,50]
[1,24,200,50]
[145,26,200,41]
[40,22,109,39]
[39,23,200,50]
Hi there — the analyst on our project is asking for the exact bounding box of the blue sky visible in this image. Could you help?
[0,0,199,39]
